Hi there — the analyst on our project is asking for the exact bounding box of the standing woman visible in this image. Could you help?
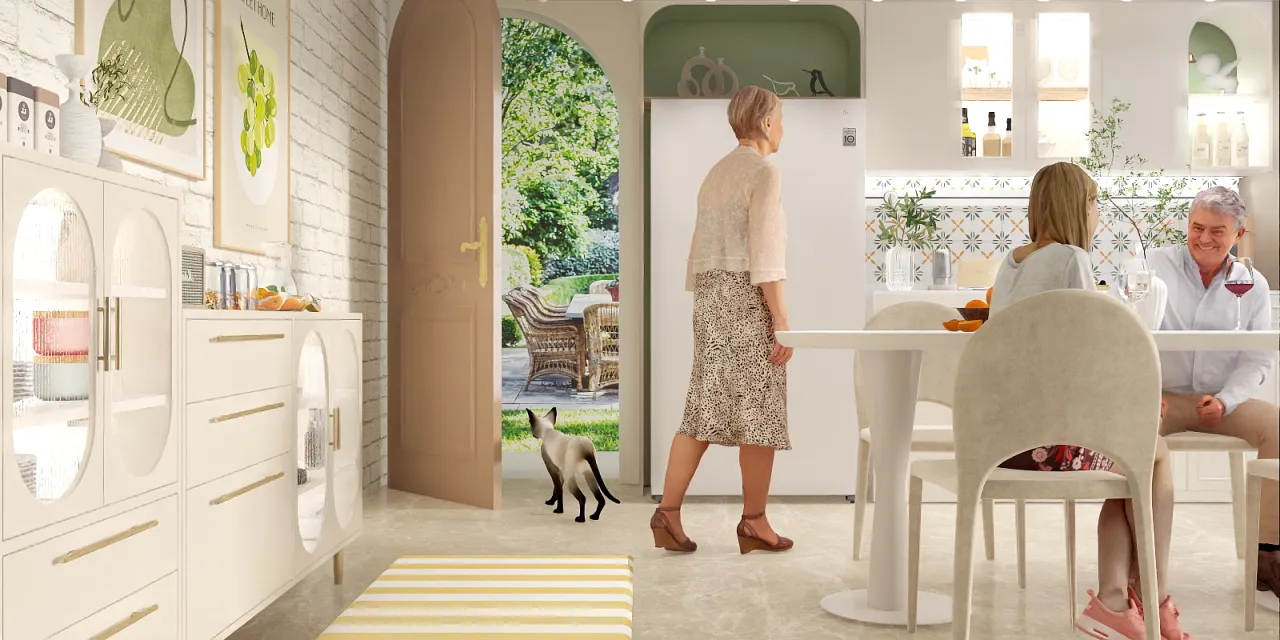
[651,86,795,555]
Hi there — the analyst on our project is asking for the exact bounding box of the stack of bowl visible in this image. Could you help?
[32,311,91,402]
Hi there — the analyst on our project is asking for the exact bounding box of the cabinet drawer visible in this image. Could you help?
[187,387,293,488]
[186,320,292,402]
[50,572,178,640]
[3,495,178,640]
[187,455,293,640]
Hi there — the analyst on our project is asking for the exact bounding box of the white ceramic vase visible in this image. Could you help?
[54,54,103,166]
[98,118,123,171]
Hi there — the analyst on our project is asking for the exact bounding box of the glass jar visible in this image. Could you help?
[261,241,299,295]
[884,245,916,292]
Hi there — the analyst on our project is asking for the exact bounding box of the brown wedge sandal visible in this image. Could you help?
[736,512,794,554]
[651,506,697,553]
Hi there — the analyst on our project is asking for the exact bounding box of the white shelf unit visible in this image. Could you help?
[866,2,1277,175]
[1,146,181,639]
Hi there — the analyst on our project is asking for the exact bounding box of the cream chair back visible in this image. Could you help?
[949,289,1163,640]
[952,289,1161,481]
[854,302,963,431]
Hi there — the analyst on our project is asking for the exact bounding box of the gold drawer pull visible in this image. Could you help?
[329,407,341,450]
[52,520,159,565]
[211,402,285,423]
[210,333,285,343]
[89,604,159,640]
[210,472,285,505]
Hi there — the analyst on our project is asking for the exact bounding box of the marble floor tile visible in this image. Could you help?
[229,479,1280,640]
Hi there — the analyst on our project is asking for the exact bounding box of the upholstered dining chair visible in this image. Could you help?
[853,302,1006,568]
[907,290,1165,640]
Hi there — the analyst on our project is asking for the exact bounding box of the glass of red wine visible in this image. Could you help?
[1224,257,1254,330]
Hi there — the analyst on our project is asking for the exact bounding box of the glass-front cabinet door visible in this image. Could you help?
[327,321,362,535]
[102,184,178,503]
[295,329,331,560]
[3,159,106,539]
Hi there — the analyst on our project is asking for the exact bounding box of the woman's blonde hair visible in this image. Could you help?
[1027,162,1098,251]
[727,85,781,140]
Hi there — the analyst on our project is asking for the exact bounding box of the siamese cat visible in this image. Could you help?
[527,408,620,522]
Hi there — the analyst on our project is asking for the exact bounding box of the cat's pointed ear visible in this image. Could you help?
[526,408,535,421]
[546,407,557,424]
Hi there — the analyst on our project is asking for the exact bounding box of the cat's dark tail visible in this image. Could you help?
[586,452,621,503]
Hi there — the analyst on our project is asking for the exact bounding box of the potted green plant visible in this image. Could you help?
[1074,98,1189,328]
[53,51,130,166]
[875,188,944,291]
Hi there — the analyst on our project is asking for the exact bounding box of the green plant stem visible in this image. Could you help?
[241,19,251,59]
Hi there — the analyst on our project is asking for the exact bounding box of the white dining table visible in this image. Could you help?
[774,328,1280,627]
[565,293,613,319]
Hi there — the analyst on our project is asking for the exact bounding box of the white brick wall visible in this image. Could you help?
[1,0,392,490]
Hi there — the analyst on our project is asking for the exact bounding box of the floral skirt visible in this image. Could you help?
[999,445,1114,472]
[677,270,790,450]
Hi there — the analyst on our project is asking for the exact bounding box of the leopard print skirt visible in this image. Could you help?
[677,270,791,450]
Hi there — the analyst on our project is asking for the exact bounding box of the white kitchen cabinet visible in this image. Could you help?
[1,146,181,638]
[183,310,362,640]
[867,2,1276,175]
[292,320,363,576]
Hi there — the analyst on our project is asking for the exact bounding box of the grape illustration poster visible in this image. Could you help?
[215,0,290,253]
[76,0,205,178]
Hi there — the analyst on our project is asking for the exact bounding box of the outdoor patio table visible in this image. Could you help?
[566,293,614,319]
[774,328,1280,628]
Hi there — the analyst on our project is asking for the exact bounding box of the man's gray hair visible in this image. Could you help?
[1191,186,1248,229]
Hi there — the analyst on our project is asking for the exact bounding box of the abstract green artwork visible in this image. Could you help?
[77,0,205,177]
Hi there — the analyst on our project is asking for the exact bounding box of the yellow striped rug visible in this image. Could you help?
[317,555,635,639]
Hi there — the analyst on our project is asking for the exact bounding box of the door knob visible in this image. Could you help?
[459,217,489,288]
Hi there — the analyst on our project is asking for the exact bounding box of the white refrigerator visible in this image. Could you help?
[649,98,867,496]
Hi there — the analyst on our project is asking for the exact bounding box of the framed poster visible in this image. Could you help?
[214,0,291,253]
[76,0,206,178]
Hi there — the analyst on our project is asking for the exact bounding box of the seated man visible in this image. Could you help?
[1143,186,1278,596]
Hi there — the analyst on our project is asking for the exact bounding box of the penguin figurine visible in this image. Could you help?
[802,68,834,97]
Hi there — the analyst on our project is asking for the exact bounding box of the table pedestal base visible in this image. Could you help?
[819,589,952,626]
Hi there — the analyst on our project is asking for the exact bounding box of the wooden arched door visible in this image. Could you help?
[388,0,501,509]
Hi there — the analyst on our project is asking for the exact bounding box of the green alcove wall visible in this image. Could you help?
[1188,22,1239,95]
[644,5,862,98]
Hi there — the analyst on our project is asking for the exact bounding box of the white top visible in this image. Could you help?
[1141,246,1274,414]
[685,146,787,291]
[988,243,1094,314]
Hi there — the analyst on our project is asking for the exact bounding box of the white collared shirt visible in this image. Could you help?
[1145,246,1274,413]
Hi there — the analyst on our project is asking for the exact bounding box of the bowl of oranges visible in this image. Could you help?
[943,288,992,332]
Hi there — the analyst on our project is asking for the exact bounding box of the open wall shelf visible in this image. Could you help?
[643,5,861,99]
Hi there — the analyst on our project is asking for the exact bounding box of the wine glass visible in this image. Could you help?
[1224,257,1255,330]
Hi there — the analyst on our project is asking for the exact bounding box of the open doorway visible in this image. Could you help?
[498,17,622,479]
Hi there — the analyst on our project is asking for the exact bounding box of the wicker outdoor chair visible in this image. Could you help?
[513,286,569,319]
[502,291,585,390]
[583,302,620,393]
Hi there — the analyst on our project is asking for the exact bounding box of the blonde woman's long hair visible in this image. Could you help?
[1027,162,1098,252]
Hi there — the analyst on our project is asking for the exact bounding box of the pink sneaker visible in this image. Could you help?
[1076,590,1147,639]
[1157,596,1198,640]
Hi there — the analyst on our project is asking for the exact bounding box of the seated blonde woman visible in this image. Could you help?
[990,162,1194,640]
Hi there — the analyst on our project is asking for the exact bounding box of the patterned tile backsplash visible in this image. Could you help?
[863,176,1242,286]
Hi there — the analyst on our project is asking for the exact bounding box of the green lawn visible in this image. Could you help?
[540,274,617,305]
[502,408,619,452]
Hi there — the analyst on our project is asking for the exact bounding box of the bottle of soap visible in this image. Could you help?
[1001,117,1013,157]
[961,108,976,157]
[1213,111,1232,167]
[1191,113,1211,168]
[1231,111,1249,168]
[982,111,1001,157]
